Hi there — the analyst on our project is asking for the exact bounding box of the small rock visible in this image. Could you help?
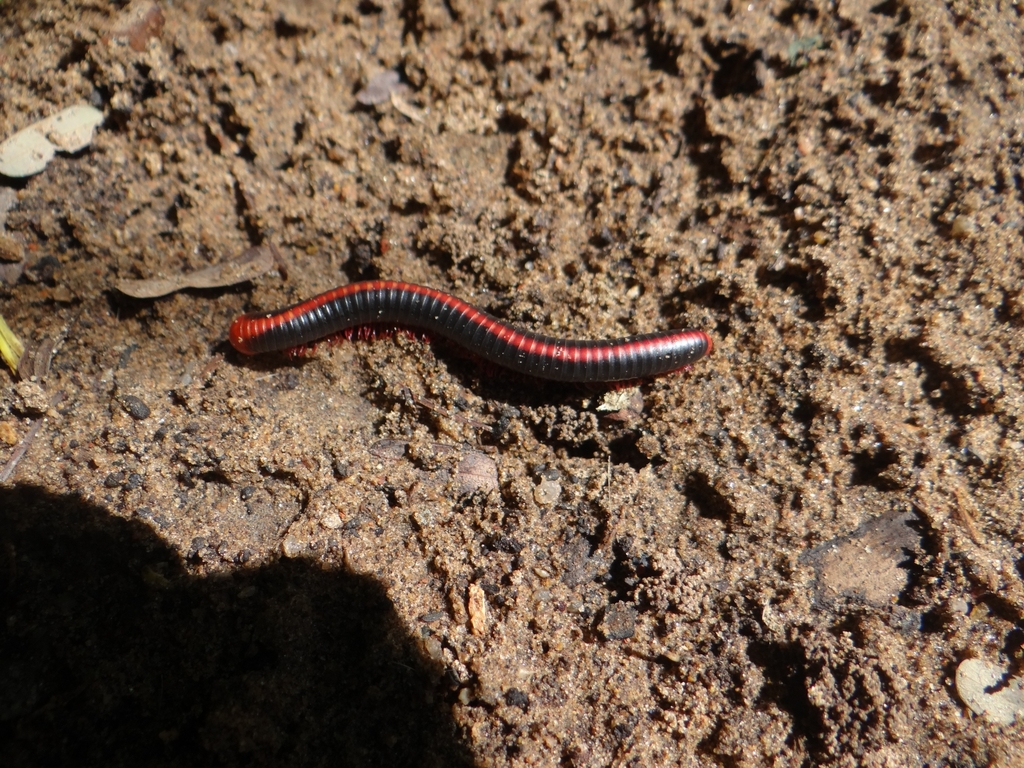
[281,534,304,558]
[950,215,976,239]
[320,511,343,530]
[411,505,436,528]
[117,394,151,420]
[109,1,165,52]
[597,387,642,413]
[356,70,402,105]
[468,582,488,636]
[0,260,25,285]
[14,380,49,414]
[0,420,17,445]
[0,233,24,262]
[600,603,637,641]
[504,688,530,710]
[533,478,560,506]
[422,635,443,661]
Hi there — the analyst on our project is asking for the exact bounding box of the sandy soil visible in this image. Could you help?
[1,1,1023,766]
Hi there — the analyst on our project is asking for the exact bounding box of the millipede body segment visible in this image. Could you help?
[229,281,712,383]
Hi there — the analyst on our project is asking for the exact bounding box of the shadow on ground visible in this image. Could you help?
[0,486,474,768]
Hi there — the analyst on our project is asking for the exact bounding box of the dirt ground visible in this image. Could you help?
[1,0,1023,765]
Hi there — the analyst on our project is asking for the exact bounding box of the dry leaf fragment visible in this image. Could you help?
[455,451,498,495]
[116,244,277,299]
[17,333,62,382]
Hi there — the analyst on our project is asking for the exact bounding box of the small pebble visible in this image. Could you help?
[117,394,150,420]
[597,388,640,414]
[505,688,530,710]
[533,478,561,506]
[109,1,165,52]
[0,420,17,445]
[320,511,343,529]
[0,233,24,262]
[412,506,436,528]
[600,603,637,641]
[14,380,49,414]
[356,70,401,105]
[949,597,969,615]
[468,582,488,636]
[950,214,976,239]
[422,635,443,661]
[281,534,303,558]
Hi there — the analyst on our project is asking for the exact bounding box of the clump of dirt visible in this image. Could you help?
[1,1,1022,766]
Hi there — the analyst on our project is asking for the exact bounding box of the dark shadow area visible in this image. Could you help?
[0,486,474,768]
[884,335,986,419]
[745,638,827,760]
[684,472,735,522]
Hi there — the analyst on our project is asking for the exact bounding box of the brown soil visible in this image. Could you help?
[2,1,1023,766]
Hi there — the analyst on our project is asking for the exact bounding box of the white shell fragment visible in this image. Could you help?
[41,105,105,152]
[956,659,1024,725]
[0,105,104,178]
[0,129,56,178]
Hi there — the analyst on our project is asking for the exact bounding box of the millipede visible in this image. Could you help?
[229,281,712,383]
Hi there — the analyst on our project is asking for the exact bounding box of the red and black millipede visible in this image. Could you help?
[229,281,712,383]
